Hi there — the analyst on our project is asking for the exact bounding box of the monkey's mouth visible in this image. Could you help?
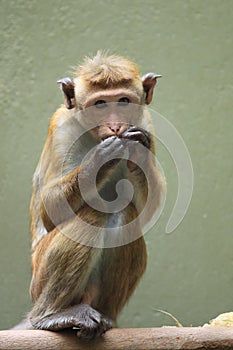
[101,135,116,141]
[101,126,135,142]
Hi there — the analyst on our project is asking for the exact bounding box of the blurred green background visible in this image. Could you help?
[0,0,232,330]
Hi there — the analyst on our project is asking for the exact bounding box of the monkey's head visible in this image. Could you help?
[58,52,161,142]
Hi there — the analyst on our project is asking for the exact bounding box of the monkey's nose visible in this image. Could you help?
[109,124,128,136]
[109,124,121,133]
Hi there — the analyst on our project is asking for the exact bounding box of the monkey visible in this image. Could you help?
[22,52,164,340]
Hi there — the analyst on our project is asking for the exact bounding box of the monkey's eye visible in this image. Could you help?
[118,97,130,106]
[94,100,107,108]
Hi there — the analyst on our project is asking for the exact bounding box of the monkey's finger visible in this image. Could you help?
[101,135,118,147]
[122,131,150,148]
[122,126,151,142]
[125,125,150,135]
[100,137,125,156]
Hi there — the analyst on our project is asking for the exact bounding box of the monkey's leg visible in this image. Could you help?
[97,238,147,321]
[96,204,147,321]
[29,207,112,339]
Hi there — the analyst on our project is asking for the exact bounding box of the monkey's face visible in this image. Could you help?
[79,88,144,142]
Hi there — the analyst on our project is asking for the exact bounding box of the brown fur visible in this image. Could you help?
[75,51,140,86]
[28,52,163,337]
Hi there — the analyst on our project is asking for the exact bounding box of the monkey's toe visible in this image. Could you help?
[76,313,112,340]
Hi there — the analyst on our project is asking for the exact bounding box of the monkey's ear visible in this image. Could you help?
[57,77,75,109]
[142,73,162,105]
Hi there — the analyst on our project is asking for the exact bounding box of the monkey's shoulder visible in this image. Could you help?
[48,105,76,136]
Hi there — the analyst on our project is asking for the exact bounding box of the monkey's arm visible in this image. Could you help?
[128,161,163,225]
[122,126,164,225]
[38,132,124,232]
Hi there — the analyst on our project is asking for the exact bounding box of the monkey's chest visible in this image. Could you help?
[98,163,132,209]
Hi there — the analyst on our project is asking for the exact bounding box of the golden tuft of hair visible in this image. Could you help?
[74,51,140,87]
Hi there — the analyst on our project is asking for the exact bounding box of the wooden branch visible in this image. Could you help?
[0,327,233,350]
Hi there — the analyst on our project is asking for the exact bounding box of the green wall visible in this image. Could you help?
[0,0,232,329]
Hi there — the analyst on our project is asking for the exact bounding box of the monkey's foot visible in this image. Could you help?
[30,304,112,340]
[74,305,112,340]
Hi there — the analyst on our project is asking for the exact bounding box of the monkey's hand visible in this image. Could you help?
[121,126,151,149]
[97,135,125,168]
[79,136,124,182]
[30,304,112,340]
[121,126,151,171]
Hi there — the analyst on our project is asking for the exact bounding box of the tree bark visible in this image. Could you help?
[0,326,233,350]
